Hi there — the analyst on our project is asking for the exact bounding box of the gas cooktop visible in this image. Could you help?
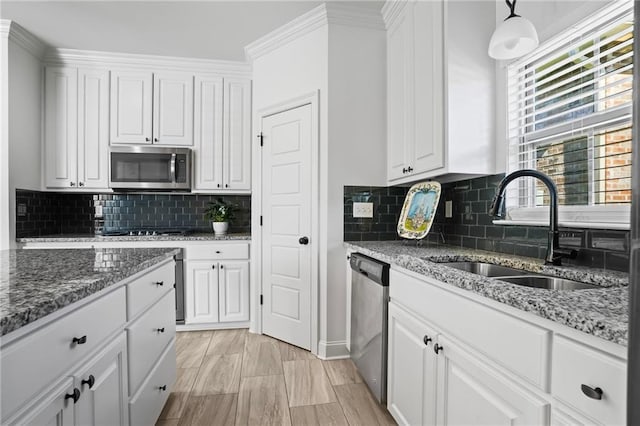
[101,229,194,237]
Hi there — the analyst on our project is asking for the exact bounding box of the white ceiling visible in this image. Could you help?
[0,1,385,62]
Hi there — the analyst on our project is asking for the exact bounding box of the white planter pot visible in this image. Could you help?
[212,222,229,236]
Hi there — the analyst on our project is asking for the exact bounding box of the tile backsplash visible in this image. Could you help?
[16,189,251,237]
[343,174,631,272]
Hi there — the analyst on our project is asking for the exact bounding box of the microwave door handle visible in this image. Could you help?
[170,153,177,183]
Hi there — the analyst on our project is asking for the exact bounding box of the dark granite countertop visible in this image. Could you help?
[345,241,629,346]
[0,247,180,336]
[16,233,251,243]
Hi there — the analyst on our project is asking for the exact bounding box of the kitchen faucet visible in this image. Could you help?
[488,169,577,266]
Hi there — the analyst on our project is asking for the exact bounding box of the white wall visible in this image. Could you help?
[0,27,9,250]
[493,0,611,172]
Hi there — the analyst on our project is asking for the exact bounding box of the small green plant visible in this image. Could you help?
[204,199,236,222]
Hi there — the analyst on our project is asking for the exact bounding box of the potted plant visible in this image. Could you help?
[204,199,236,236]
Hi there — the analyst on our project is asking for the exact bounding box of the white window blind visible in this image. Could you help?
[506,0,633,225]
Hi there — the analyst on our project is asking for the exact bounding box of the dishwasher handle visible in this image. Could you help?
[349,253,389,286]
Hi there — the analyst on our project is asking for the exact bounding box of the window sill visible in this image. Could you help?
[493,219,630,231]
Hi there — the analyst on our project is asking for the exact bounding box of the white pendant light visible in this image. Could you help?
[489,0,539,60]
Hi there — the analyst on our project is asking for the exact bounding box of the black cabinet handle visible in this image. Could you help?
[145,137,150,142]
[157,327,165,333]
[407,166,414,172]
[581,384,603,400]
[155,281,164,286]
[79,182,85,187]
[81,375,95,389]
[154,138,158,142]
[159,385,167,391]
[402,167,407,174]
[423,335,432,345]
[217,184,221,188]
[70,182,76,187]
[299,236,309,245]
[220,265,224,269]
[433,344,443,354]
[225,184,229,188]
[72,335,87,345]
[212,264,216,269]
[215,251,221,254]
[65,388,81,403]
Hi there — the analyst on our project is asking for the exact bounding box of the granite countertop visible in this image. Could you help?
[345,241,629,346]
[0,247,180,336]
[16,232,252,243]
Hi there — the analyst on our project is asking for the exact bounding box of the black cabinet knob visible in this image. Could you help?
[72,335,87,345]
[155,281,164,286]
[407,166,414,172]
[220,265,224,269]
[433,344,443,354]
[423,335,432,345]
[65,388,81,404]
[299,236,309,245]
[159,385,167,391]
[79,182,85,187]
[217,184,221,188]
[581,384,603,400]
[215,251,221,254]
[70,182,76,187]
[145,137,150,142]
[154,138,158,142]
[82,375,95,389]
[402,167,407,174]
[157,327,165,333]
[212,264,216,269]
[225,184,229,188]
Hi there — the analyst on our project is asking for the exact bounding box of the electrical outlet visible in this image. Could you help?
[95,205,103,218]
[353,202,374,218]
[445,200,453,218]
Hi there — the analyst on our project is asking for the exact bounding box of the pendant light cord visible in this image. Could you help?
[505,0,521,20]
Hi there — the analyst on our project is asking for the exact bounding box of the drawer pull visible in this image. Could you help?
[433,343,443,354]
[81,375,95,389]
[159,385,167,391]
[72,335,87,345]
[581,384,603,400]
[65,388,81,404]
[212,265,216,269]
[423,335,432,345]
[157,327,165,333]
[216,250,221,254]
[220,265,224,269]
[155,281,164,286]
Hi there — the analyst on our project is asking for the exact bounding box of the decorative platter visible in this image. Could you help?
[397,181,441,240]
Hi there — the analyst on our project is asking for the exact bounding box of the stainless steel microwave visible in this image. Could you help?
[109,147,191,190]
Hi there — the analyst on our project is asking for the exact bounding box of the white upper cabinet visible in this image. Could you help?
[110,70,194,146]
[45,66,109,190]
[193,76,251,192]
[384,0,494,183]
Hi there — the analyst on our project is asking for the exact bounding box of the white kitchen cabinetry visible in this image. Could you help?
[383,0,495,183]
[387,267,627,425]
[11,378,76,426]
[184,243,250,325]
[45,66,110,190]
[193,76,251,191]
[110,70,193,146]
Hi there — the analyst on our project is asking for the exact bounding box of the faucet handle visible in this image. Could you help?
[488,193,505,218]
[555,247,578,260]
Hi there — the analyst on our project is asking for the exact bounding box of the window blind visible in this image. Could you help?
[506,0,634,211]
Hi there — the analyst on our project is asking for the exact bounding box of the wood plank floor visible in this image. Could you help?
[157,329,396,426]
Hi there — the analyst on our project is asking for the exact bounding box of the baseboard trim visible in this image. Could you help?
[317,340,350,360]
[177,321,249,332]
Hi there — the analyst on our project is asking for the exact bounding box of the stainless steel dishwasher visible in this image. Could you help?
[349,252,390,404]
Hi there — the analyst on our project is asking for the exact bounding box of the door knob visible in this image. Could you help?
[299,236,309,245]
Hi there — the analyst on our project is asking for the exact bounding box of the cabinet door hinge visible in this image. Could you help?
[260,294,264,305]
[260,215,263,226]
[257,132,264,147]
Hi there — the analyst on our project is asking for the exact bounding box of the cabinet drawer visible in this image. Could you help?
[390,269,550,390]
[127,290,176,395]
[185,243,248,260]
[129,339,176,426]
[1,287,126,419]
[127,259,174,320]
[552,335,626,425]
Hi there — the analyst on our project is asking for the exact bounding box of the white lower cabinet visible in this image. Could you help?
[12,378,77,426]
[387,267,626,426]
[184,243,249,326]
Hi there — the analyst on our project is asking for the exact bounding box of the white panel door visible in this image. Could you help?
[436,335,550,426]
[153,72,194,146]
[45,66,78,188]
[261,103,312,350]
[219,261,249,322]
[77,68,109,189]
[412,0,444,174]
[223,78,251,190]
[386,4,412,181]
[75,334,128,426]
[193,75,224,190]
[185,261,219,324]
[387,302,437,426]
[110,70,153,144]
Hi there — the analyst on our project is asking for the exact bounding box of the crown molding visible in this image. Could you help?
[43,48,251,77]
[381,0,408,30]
[1,20,47,58]
[245,2,384,62]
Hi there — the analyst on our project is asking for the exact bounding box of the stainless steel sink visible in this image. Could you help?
[498,276,599,290]
[440,261,599,290]
[442,262,530,277]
